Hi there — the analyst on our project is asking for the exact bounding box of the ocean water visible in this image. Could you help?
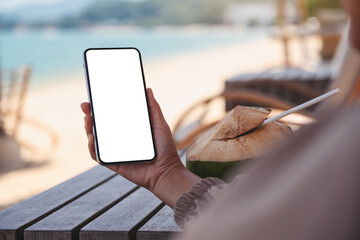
[0,27,265,87]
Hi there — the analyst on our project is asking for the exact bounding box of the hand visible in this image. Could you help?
[80,88,200,207]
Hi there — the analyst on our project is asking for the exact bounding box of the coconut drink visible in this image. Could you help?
[186,106,293,179]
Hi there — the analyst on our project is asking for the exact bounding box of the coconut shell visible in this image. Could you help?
[186,106,292,162]
[212,106,270,140]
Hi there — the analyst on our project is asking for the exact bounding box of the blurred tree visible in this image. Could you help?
[306,0,342,17]
[78,0,230,26]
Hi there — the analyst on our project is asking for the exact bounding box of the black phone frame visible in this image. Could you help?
[83,47,157,165]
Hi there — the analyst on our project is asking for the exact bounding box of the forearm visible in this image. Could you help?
[153,164,202,208]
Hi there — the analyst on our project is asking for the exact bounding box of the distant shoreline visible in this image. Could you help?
[78,24,249,32]
[28,31,256,91]
[1,24,254,35]
[1,26,266,90]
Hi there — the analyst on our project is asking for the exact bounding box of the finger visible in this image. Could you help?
[87,133,96,160]
[146,88,169,130]
[84,115,93,135]
[80,102,91,115]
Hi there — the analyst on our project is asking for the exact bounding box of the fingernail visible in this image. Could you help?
[148,88,153,98]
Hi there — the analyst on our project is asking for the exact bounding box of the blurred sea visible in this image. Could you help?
[0,27,266,88]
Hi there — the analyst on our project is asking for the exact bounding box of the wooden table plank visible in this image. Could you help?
[0,166,115,240]
[24,175,137,240]
[137,205,181,240]
[80,187,163,240]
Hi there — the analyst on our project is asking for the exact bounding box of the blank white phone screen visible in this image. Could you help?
[85,48,155,163]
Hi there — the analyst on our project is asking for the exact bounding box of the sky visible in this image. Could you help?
[0,0,64,12]
[0,0,142,12]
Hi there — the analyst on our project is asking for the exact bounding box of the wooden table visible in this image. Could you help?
[0,165,181,240]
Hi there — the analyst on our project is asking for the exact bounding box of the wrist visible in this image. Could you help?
[153,164,201,208]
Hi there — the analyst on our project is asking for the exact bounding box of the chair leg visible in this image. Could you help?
[12,66,31,138]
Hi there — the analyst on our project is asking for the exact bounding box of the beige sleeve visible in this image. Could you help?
[173,177,225,228]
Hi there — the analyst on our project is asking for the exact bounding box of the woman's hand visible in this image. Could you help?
[80,88,201,207]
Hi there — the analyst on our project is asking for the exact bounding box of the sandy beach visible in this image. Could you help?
[0,36,321,210]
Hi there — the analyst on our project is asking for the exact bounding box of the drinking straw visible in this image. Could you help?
[261,88,340,126]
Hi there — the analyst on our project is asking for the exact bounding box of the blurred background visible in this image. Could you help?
[0,0,346,211]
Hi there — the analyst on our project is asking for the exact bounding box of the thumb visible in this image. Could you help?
[146,88,171,132]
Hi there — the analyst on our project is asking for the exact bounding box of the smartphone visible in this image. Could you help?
[83,48,156,165]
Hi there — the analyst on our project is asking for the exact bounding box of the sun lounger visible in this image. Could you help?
[173,23,360,151]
